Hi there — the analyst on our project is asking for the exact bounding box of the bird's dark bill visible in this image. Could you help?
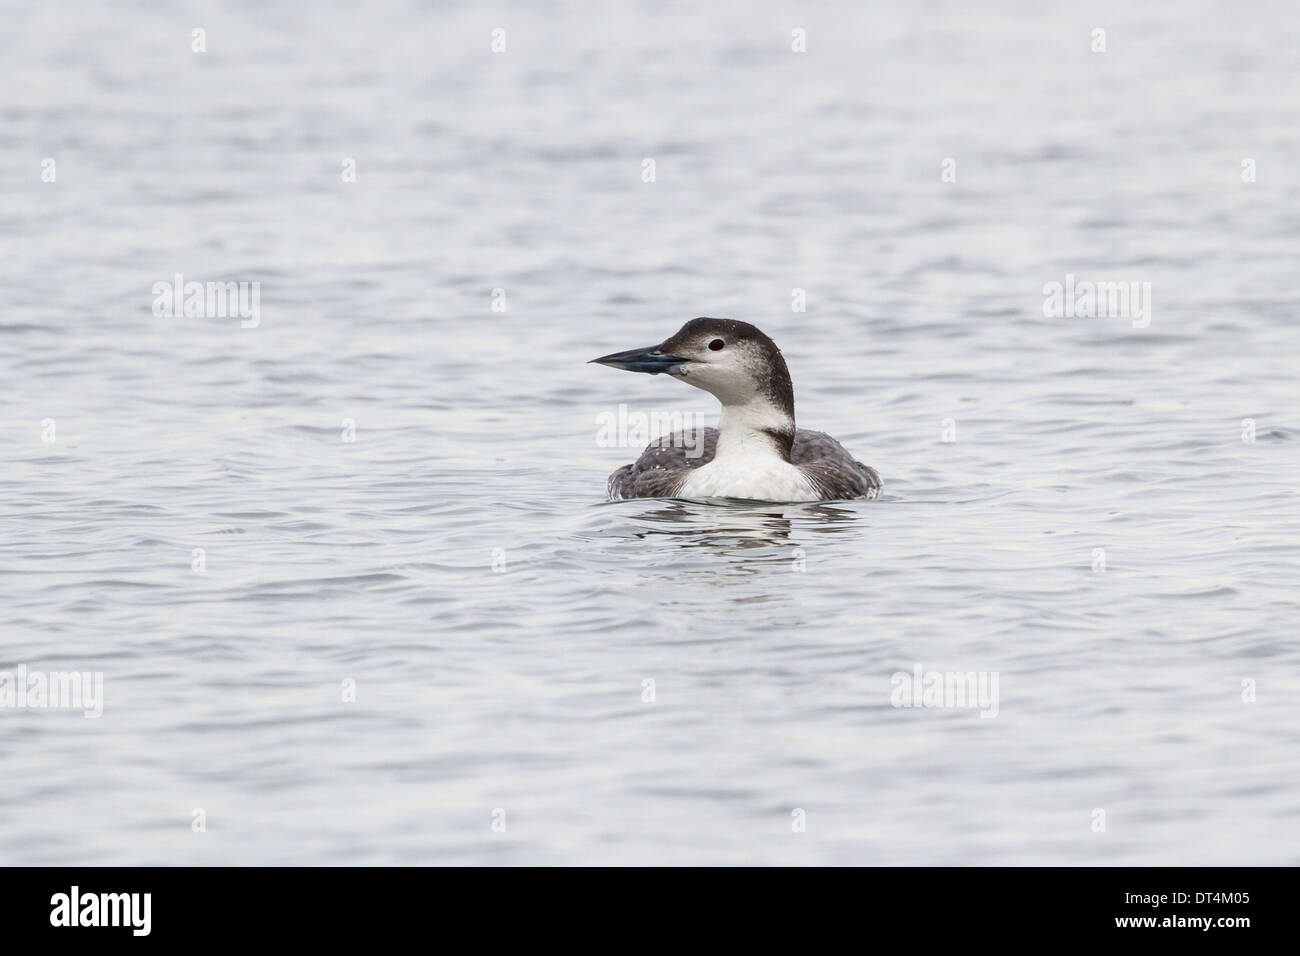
[589,345,689,375]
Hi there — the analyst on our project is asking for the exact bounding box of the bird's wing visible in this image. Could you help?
[607,427,717,500]
[791,429,882,500]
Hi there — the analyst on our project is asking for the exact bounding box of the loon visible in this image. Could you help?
[591,318,882,502]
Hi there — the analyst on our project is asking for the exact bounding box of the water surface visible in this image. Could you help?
[2,0,1298,864]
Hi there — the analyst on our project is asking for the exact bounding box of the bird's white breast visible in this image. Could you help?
[678,455,819,501]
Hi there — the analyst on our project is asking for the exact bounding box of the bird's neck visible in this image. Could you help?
[715,399,795,463]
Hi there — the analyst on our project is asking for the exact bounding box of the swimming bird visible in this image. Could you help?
[591,318,881,502]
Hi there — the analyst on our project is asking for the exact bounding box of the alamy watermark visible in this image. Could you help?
[596,404,708,457]
[890,664,999,718]
[1043,273,1151,328]
[152,273,260,328]
[50,886,150,936]
[0,664,103,718]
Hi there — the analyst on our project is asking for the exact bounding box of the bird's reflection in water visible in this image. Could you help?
[614,498,864,558]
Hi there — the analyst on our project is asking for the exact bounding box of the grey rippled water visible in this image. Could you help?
[2,0,1298,865]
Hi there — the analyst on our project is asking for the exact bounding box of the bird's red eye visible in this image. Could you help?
[708,339,725,351]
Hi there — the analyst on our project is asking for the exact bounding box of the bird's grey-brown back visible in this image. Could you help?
[593,318,882,502]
